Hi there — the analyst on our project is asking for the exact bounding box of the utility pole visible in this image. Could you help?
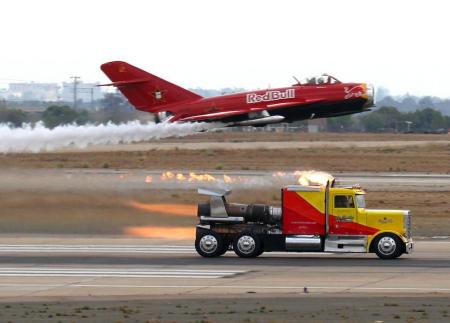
[70,76,80,109]
[90,87,95,109]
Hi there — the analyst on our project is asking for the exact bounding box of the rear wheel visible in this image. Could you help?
[195,231,224,257]
[373,234,404,259]
[233,233,263,258]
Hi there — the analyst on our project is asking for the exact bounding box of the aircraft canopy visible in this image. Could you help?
[297,74,341,86]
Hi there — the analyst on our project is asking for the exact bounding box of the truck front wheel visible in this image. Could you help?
[373,234,404,259]
[233,233,263,258]
[195,231,225,257]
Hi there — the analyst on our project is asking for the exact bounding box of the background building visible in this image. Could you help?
[61,81,103,103]
[7,82,59,101]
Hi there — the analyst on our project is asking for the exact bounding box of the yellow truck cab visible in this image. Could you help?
[326,186,413,258]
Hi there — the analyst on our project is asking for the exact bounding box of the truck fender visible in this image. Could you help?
[368,230,407,252]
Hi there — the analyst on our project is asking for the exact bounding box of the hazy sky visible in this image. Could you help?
[1,0,449,97]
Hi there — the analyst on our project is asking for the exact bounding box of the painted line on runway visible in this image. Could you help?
[0,283,449,293]
[0,242,447,254]
[0,267,246,279]
[0,245,334,255]
[72,285,450,292]
[0,245,195,254]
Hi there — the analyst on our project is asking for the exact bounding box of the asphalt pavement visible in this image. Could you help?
[0,237,448,299]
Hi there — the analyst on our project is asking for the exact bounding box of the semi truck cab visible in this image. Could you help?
[195,183,413,259]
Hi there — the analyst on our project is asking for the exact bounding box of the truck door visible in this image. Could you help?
[330,194,358,235]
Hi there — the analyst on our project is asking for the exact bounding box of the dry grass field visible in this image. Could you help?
[159,132,450,143]
[1,295,449,322]
[1,141,449,173]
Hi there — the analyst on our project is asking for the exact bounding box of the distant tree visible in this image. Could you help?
[360,112,384,132]
[361,106,403,132]
[418,96,434,108]
[410,107,447,131]
[96,93,136,124]
[400,95,418,112]
[0,99,7,109]
[327,115,354,132]
[360,106,449,133]
[42,105,86,128]
[446,116,450,128]
[100,93,133,111]
[76,109,89,125]
[0,108,27,127]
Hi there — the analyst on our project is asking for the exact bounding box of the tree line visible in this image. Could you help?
[1,96,449,133]
[328,106,450,133]
[0,94,150,128]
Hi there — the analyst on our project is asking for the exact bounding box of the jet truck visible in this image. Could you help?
[195,182,413,259]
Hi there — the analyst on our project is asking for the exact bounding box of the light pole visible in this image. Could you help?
[70,76,80,109]
[405,121,413,133]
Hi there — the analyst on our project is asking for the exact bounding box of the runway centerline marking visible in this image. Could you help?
[0,267,246,279]
[0,244,336,256]
[0,283,449,293]
[0,242,446,258]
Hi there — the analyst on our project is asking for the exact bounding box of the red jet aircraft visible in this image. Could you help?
[100,61,374,126]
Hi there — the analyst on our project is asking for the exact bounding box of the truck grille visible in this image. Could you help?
[404,211,412,238]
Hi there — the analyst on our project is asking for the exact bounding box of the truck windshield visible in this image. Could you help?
[356,194,366,208]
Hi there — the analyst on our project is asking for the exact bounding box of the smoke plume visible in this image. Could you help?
[0,121,215,153]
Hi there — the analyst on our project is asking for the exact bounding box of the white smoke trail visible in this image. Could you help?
[0,121,216,153]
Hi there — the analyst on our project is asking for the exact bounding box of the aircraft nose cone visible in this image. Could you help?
[364,83,375,108]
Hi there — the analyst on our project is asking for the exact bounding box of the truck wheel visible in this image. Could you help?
[373,234,404,259]
[233,233,263,258]
[195,232,224,257]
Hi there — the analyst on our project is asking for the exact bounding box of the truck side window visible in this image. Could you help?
[335,195,355,208]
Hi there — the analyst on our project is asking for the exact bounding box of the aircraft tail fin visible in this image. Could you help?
[100,61,202,113]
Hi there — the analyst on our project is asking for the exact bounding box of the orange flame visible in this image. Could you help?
[124,226,195,240]
[145,170,333,187]
[154,171,234,184]
[293,170,334,186]
[128,200,196,217]
[161,171,175,180]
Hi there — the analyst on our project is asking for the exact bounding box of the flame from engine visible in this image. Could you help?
[156,171,234,184]
[124,226,195,240]
[293,170,334,187]
[143,170,333,188]
[127,200,196,216]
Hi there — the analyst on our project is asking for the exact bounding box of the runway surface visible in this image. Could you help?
[1,169,449,191]
[0,237,449,299]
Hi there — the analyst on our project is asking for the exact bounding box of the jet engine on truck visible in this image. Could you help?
[195,183,413,259]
